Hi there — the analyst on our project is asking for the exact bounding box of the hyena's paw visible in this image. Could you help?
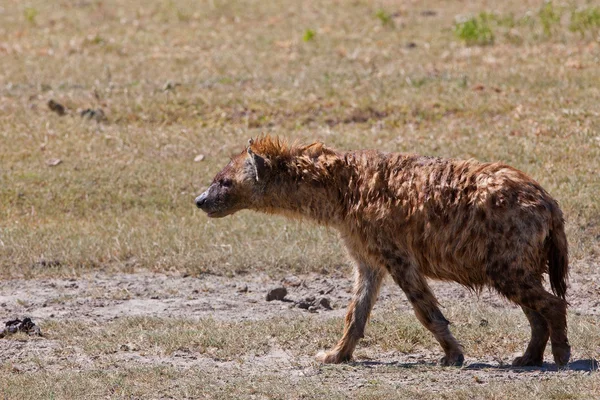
[439,353,464,367]
[315,350,351,364]
[552,342,571,367]
[512,354,544,367]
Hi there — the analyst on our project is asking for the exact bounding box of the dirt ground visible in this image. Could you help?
[1,266,598,397]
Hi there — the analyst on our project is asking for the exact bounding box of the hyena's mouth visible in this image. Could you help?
[205,210,221,218]
[197,200,236,218]
[205,206,239,218]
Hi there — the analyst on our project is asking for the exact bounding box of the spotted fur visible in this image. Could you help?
[195,136,570,367]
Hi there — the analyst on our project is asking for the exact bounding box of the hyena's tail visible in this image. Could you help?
[548,204,569,300]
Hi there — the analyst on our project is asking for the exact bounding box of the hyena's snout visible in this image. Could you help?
[195,190,209,210]
[194,184,233,218]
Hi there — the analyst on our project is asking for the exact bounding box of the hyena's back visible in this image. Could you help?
[344,151,564,290]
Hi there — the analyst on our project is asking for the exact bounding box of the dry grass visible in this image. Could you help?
[5,361,598,400]
[1,0,599,398]
[29,306,598,362]
[1,0,599,279]
[2,366,600,400]
[1,304,599,399]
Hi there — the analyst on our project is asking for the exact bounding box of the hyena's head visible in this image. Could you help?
[195,139,270,218]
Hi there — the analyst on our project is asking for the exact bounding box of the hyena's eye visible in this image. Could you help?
[219,178,233,188]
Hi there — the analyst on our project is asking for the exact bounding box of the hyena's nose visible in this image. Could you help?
[195,192,208,209]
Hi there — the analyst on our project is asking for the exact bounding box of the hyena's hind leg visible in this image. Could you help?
[387,259,464,366]
[488,262,570,366]
[512,306,550,367]
[317,260,385,364]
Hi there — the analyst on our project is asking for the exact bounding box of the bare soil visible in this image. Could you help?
[1,267,598,395]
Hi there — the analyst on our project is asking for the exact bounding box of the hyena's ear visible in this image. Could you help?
[247,139,266,182]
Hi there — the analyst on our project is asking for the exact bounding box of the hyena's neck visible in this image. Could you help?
[255,151,354,227]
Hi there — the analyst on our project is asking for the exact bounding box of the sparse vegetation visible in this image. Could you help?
[569,6,600,37]
[454,13,495,46]
[375,9,395,27]
[303,28,316,42]
[454,3,600,45]
[538,1,562,36]
[23,7,38,25]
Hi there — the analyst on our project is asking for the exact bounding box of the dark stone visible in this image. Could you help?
[318,297,332,310]
[297,301,311,309]
[266,287,287,302]
[1,317,42,337]
[47,99,66,116]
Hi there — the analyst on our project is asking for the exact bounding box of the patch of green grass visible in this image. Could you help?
[538,1,562,36]
[453,5,600,45]
[303,28,316,42]
[375,9,394,27]
[23,7,38,25]
[454,13,495,46]
[569,6,600,36]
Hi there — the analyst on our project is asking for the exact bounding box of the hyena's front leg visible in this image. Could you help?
[317,261,384,364]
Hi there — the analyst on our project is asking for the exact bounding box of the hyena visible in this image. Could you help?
[195,136,570,367]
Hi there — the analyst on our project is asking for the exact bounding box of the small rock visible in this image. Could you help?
[318,297,332,310]
[163,81,180,91]
[308,306,318,313]
[80,108,107,122]
[1,317,42,337]
[296,301,311,310]
[237,285,248,293]
[46,158,62,167]
[194,154,205,162]
[266,287,287,301]
[48,99,66,116]
[28,325,42,336]
[282,276,302,287]
[7,324,19,334]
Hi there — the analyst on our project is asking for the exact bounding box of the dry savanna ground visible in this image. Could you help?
[1,0,599,398]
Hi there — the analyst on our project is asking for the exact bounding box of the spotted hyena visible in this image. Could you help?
[195,136,570,367]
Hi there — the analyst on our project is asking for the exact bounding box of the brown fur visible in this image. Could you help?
[196,136,570,367]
